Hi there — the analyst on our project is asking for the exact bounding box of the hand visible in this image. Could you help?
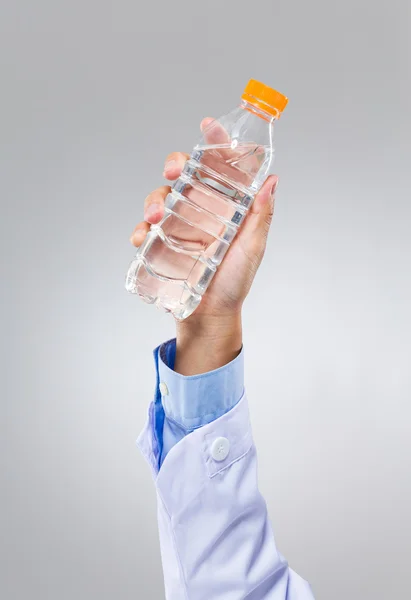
[130,118,278,374]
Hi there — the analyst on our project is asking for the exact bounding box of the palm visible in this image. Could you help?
[190,208,266,318]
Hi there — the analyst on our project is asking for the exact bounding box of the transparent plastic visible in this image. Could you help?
[125,100,278,320]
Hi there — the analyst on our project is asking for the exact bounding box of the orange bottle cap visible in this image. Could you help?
[242,79,288,118]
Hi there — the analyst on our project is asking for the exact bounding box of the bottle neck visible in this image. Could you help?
[240,99,279,123]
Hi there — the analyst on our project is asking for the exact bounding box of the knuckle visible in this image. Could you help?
[165,151,182,163]
[165,152,178,163]
[165,151,188,164]
[144,186,169,206]
[144,191,155,207]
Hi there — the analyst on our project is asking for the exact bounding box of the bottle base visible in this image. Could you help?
[125,258,202,320]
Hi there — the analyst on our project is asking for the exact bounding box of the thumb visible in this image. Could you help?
[245,175,278,236]
[234,175,278,265]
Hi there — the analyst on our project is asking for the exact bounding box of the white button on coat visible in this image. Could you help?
[210,437,230,462]
[159,382,169,396]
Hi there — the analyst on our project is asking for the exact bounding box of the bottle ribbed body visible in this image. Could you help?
[126,101,276,320]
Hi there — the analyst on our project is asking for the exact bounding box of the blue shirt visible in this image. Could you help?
[156,338,244,465]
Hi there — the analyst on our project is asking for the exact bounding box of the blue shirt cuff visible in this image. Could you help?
[158,338,244,432]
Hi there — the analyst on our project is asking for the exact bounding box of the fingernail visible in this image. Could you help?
[163,159,176,175]
[145,203,161,220]
[271,177,279,197]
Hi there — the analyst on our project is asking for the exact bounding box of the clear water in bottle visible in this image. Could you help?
[125,80,288,320]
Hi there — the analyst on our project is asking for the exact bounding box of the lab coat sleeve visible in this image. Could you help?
[137,393,315,599]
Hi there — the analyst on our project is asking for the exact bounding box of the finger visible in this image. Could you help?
[130,221,150,247]
[144,185,169,224]
[200,117,215,132]
[250,175,278,217]
[200,117,257,172]
[163,151,190,180]
[200,117,231,146]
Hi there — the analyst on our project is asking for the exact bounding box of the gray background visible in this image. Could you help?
[1,1,410,598]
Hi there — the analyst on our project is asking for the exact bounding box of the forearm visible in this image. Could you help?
[174,312,243,376]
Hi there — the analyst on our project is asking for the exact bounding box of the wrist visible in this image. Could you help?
[174,312,242,376]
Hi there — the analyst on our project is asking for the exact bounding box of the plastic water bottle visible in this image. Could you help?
[125,80,288,320]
